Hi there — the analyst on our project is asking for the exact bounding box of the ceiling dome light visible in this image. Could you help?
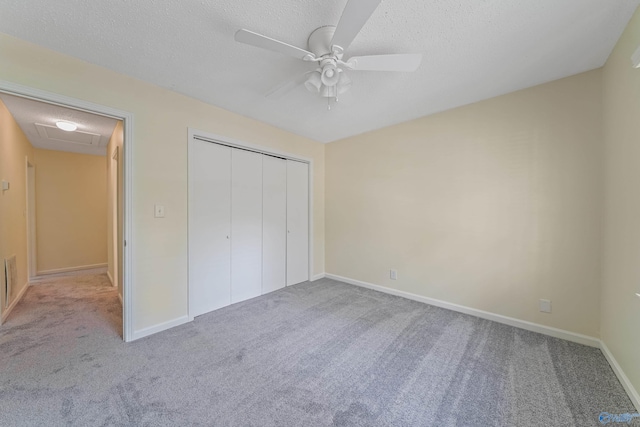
[55,121,77,132]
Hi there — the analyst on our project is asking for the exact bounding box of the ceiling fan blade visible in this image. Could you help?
[348,53,423,72]
[235,29,314,60]
[265,72,313,100]
[331,0,382,52]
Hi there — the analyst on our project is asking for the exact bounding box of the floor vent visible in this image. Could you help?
[4,255,17,308]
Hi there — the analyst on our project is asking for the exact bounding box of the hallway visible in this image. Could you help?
[0,273,124,425]
[2,273,121,341]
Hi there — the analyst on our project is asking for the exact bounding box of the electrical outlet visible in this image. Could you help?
[539,299,552,313]
[390,269,397,280]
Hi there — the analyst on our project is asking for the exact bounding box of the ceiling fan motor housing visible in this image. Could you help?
[308,26,339,58]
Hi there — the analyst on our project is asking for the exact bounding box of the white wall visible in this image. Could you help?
[601,6,640,403]
[326,69,603,337]
[0,33,325,334]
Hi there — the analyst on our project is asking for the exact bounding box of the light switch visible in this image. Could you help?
[539,299,552,313]
[1,180,9,191]
[632,45,640,68]
[154,204,165,218]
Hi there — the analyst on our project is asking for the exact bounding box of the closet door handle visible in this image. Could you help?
[226,235,229,239]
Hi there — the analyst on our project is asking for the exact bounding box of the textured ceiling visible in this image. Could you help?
[0,0,637,143]
[0,93,119,156]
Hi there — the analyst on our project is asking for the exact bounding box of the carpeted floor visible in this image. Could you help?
[0,274,635,426]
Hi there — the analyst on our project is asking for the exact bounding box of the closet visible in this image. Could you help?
[188,137,309,318]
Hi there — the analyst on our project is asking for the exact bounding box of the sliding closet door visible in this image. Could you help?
[231,149,263,303]
[286,160,309,286]
[189,140,231,317]
[262,156,287,294]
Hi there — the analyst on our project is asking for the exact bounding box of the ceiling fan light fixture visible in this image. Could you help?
[337,70,352,95]
[320,85,333,98]
[235,0,423,104]
[321,64,340,87]
[304,70,322,93]
[55,121,77,132]
[305,68,352,99]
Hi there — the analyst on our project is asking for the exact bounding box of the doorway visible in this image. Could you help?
[0,79,134,341]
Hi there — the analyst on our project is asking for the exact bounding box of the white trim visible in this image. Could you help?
[107,271,114,286]
[308,160,314,281]
[118,293,123,306]
[0,79,135,342]
[131,315,190,341]
[36,263,107,277]
[188,129,313,164]
[25,158,37,280]
[324,273,600,348]
[187,128,315,319]
[30,267,108,282]
[311,273,326,281]
[600,341,640,411]
[1,282,29,323]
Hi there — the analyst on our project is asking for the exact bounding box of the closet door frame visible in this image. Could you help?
[187,128,314,321]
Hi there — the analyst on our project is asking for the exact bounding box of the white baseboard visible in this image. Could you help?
[325,273,600,348]
[130,315,190,341]
[107,271,114,286]
[324,274,640,410]
[118,293,123,306]
[1,282,29,323]
[36,263,107,278]
[600,341,640,411]
[310,273,326,281]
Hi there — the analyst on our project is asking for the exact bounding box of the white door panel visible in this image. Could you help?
[286,160,309,286]
[262,156,287,294]
[189,141,231,317]
[231,149,263,303]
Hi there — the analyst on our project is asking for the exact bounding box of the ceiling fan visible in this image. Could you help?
[234,0,422,106]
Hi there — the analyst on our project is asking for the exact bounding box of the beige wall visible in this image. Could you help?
[0,98,34,318]
[327,69,603,337]
[106,121,124,298]
[0,33,325,333]
[34,148,107,273]
[601,7,640,400]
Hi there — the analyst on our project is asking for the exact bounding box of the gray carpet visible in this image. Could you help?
[0,274,635,426]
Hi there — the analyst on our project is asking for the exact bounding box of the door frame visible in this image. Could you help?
[187,128,314,321]
[111,147,119,290]
[25,158,36,280]
[0,80,135,342]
